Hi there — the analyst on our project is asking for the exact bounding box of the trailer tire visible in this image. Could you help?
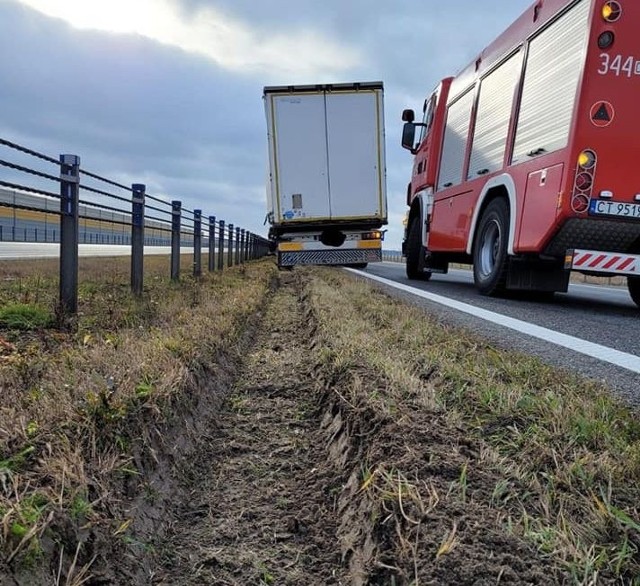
[628,276,640,308]
[406,218,431,280]
[473,198,509,295]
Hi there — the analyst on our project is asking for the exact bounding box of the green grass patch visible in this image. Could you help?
[0,303,53,329]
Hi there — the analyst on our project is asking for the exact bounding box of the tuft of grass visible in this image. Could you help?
[0,445,36,474]
[0,303,53,329]
[69,494,93,521]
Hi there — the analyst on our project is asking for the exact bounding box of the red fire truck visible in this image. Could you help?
[401,0,640,307]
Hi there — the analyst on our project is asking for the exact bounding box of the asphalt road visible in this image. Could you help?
[353,262,640,407]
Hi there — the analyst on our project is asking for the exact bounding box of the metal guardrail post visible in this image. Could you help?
[228,223,234,268]
[208,215,216,272]
[240,229,245,263]
[171,200,181,281]
[131,183,145,297]
[193,209,202,278]
[217,219,225,271]
[235,226,240,265]
[59,154,80,316]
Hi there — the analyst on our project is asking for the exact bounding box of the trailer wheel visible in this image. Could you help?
[405,218,431,280]
[473,198,509,295]
[628,276,640,308]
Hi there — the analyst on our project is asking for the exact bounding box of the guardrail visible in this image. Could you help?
[381,251,403,262]
[0,138,271,316]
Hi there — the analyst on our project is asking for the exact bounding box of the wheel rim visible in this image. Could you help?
[478,219,501,278]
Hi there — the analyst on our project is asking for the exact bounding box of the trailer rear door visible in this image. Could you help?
[326,91,384,219]
[271,93,331,221]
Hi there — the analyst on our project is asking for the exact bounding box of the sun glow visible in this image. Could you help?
[15,0,360,77]
[16,0,169,35]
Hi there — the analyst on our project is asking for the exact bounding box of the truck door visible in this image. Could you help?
[325,91,383,219]
[272,93,330,221]
[413,93,437,188]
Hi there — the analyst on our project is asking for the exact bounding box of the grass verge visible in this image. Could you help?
[0,255,277,583]
[1,257,638,584]
[307,267,640,584]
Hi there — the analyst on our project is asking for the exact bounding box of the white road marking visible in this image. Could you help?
[347,269,640,375]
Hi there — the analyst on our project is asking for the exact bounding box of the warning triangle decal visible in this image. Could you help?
[590,101,615,127]
[593,103,611,122]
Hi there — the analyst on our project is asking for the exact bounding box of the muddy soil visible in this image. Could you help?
[148,270,566,585]
[154,272,348,585]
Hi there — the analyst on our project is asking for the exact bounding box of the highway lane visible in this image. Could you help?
[355,262,640,406]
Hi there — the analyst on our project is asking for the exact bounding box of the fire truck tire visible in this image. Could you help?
[406,217,431,281]
[473,198,509,295]
[628,276,640,308]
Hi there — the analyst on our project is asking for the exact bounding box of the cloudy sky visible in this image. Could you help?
[1,0,533,248]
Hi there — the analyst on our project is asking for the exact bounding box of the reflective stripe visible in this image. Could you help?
[357,240,382,249]
[571,249,639,274]
[278,242,304,251]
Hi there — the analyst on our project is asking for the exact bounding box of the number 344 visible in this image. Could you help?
[598,54,640,77]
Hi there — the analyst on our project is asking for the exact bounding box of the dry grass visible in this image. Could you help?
[2,256,639,584]
[0,254,276,578]
[306,266,640,584]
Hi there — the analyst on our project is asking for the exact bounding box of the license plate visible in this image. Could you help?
[589,199,640,218]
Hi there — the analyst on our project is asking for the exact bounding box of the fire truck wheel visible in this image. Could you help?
[405,217,431,281]
[628,276,640,308]
[473,198,509,295]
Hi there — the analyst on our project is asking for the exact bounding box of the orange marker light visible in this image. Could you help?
[578,150,596,169]
[602,1,622,22]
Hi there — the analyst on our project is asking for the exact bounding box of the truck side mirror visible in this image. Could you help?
[402,109,415,123]
[401,122,416,152]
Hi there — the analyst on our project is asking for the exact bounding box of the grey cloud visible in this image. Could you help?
[1,2,269,232]
[1,0,533,245]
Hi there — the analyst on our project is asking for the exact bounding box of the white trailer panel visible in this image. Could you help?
[264,82,386,227]
[267,93,330,222]
[325,91,386,219]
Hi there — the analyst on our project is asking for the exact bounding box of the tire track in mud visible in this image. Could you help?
[154,268,568,585]
[155,272,349,585]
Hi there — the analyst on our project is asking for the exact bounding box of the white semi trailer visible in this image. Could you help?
[263,82,387,268]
